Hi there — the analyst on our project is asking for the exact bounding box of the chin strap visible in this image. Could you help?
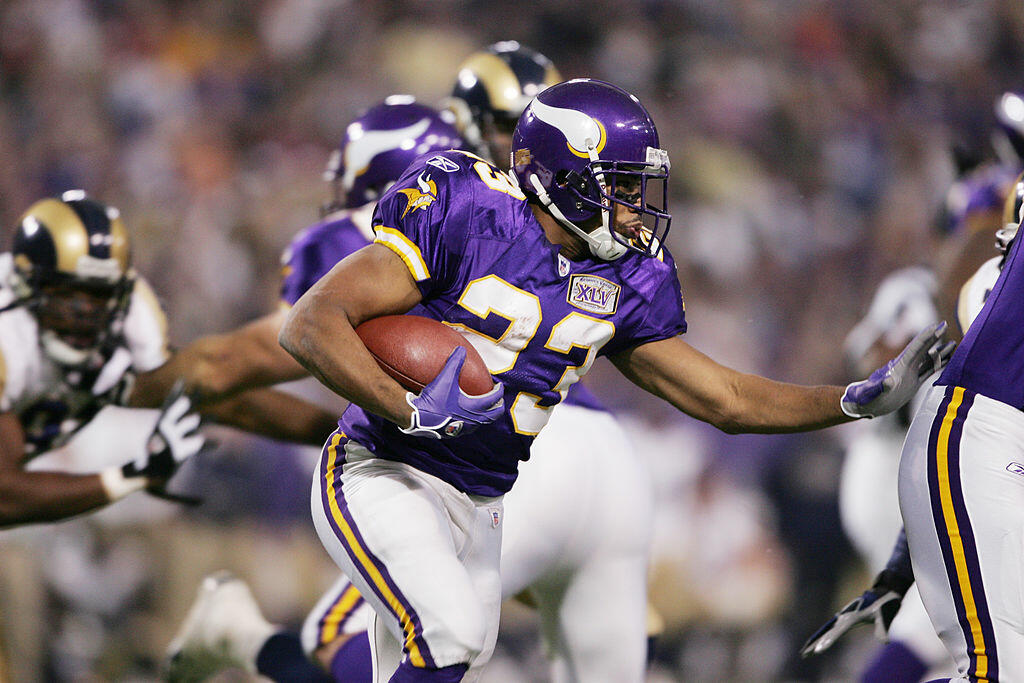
[527,174,626,261]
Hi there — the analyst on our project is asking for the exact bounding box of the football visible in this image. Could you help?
[355,315,495,395]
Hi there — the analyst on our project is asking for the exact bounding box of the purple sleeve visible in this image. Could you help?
[371,157,472,298]
[279,220,373,305]
[604,259,688,356]
[280,239,327,306]
[636,269,688,342]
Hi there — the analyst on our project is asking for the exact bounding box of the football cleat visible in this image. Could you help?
[165,570,276,674]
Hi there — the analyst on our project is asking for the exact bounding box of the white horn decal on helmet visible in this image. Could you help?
[343,117,432,189]
[529,99,606,157]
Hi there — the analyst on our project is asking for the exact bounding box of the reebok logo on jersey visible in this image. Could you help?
[567,274,620,315]
[426,156,459,173]
[1006,462,1024,477]
[398,173,438,218]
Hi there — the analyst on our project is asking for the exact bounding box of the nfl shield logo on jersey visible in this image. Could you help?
[444,420,464,438]
[557,253,570,278]
[489,507,501,528]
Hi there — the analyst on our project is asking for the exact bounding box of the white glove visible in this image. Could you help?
[841,321,955,418]
[123,381,204,483]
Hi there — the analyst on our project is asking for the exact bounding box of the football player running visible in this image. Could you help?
[165,80,657,682]
[0,191,338,527]
[279,77,952,682]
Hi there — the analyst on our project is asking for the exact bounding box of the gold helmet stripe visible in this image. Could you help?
[459,52,561,118]
[1002,171,1024,227]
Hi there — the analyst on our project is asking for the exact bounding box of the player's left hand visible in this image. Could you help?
[800,568,911,657]
[841,321,955,419]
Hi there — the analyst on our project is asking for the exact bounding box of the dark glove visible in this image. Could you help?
[800,568,913,657]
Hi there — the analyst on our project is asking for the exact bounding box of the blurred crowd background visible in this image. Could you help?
[1,0,1023,680]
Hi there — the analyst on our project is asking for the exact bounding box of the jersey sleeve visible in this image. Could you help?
[280,235,327,307]
[123,275,170,372]
[633,272,687,346]
[370,155,473,298]
[605,260,688,356]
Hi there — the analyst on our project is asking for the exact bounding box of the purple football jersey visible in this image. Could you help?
[938,231,1024,408]
[338,151,687,496]
[281,204,606,414]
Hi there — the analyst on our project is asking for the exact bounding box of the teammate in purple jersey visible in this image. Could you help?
[802,93,1024,682]
[158,98,465,681]
[280,78,953,682]
[895,170,1024,682]
[167,82,658,682]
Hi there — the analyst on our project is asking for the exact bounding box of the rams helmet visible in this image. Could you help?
[445,41,561,168]
[10,190,134,365]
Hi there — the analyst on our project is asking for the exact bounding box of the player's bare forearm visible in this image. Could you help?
[612,336,851,434]
[0,412,110,525]
[279,245,423,426]
[0,470,112,527]
[200,387,339,445]
[130,311,307,408]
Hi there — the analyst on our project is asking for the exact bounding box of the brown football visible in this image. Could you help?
[355,315,495,395]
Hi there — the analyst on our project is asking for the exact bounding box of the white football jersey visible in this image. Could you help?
[0,253,170,460]
[956,255,1003,334]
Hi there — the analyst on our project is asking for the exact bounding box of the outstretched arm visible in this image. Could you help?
[610,336,850,434]
[192,388,339,446]
[611,321,952,433]
[0,412,111,526]
[130,310,306,405]
[0,386,205,526]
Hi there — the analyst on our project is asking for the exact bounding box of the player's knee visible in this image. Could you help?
[425,604,488,666]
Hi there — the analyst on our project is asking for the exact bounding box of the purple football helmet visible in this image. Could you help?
[511,79,671,260]
[323,96,464,214]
